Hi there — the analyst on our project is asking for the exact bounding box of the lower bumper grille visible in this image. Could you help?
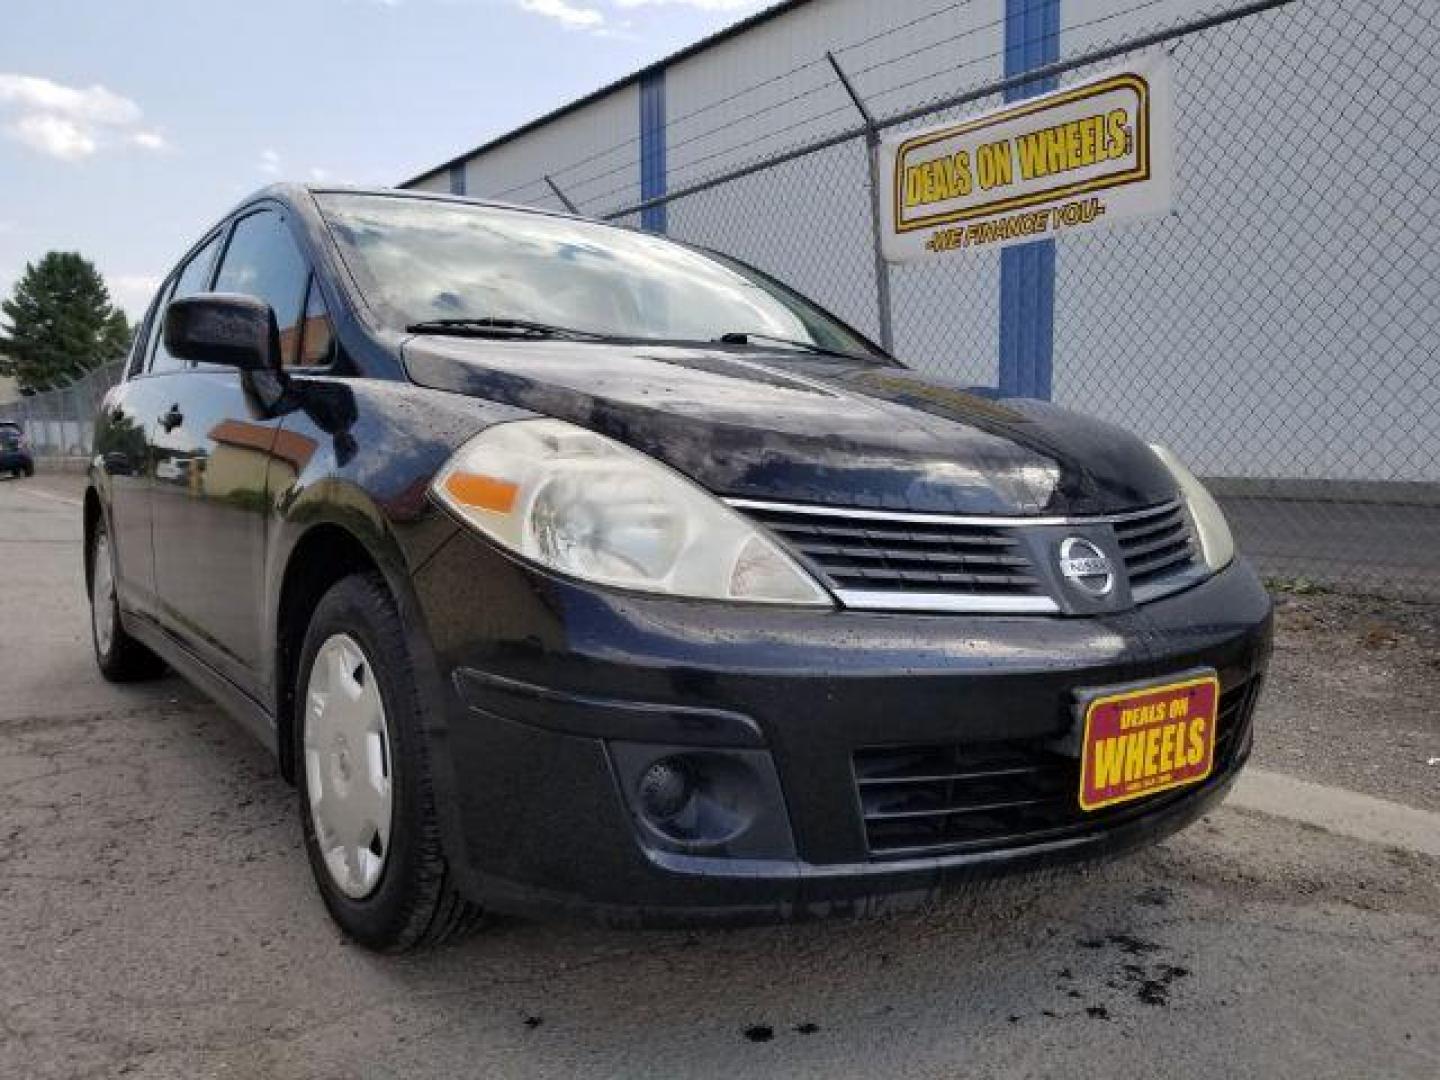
[852,679,1257,858]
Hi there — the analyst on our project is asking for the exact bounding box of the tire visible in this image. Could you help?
[23,464,35,478]
[295,572,484,952]
[89,517,166,682]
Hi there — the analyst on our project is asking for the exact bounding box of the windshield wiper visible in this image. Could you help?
[713,331,873,361]
[405,317,607,341]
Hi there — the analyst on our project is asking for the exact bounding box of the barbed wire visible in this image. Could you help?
[487,0,1033,203]
[581,0,1188,213]
[482,0,991,200]
[478,0,1098,205]
[483,0,1186,208]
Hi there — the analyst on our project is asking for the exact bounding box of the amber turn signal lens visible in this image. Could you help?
[443,471,519,514]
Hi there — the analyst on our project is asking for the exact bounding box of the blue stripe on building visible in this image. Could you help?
[639,69,667,233]
[998,0,1059,400]
[448,162,466,196]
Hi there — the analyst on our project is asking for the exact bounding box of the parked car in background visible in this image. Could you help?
[85,185,1272,952]
[1,421,34,477]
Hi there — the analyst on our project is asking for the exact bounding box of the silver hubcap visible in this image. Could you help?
[304,633,393,899]
[92,533,116,656]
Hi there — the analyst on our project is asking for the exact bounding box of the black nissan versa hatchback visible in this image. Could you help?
[86,185,1271,951]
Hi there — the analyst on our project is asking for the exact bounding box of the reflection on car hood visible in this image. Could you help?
[403,338,1178,516]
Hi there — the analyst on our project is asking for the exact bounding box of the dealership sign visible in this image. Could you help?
[879,53,1173,262]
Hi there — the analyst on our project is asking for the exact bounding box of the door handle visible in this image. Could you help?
[159,405,184,433]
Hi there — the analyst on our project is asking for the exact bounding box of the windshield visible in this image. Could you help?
[316,193,883,358]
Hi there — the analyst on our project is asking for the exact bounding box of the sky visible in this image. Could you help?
[0,0,769,321]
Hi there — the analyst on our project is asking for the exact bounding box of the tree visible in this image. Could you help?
[0,252,133,394]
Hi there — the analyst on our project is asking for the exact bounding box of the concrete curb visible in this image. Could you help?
[1228,768,1440,859]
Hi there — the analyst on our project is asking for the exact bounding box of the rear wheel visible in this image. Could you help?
[89,518,165,682]
[296,572,484,952]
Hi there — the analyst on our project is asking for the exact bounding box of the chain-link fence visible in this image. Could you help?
[0,361,123,463]
[594,0,1437,599]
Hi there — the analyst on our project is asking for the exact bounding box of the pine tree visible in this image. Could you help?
[0,252,133,393]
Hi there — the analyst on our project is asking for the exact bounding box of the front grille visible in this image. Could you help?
[1114,501,1199,587]
[736,505,1043,597]
[852,679,1256,858]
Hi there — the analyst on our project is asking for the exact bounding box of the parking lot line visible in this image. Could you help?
[12,483,83,507]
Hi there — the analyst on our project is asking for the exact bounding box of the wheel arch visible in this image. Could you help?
[82,485,103,596]
[273,521,391,784]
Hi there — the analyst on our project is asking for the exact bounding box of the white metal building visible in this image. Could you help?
[403,0,1439,486]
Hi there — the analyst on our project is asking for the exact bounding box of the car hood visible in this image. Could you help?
[403,338,1177,516]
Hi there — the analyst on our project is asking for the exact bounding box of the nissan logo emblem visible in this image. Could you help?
[1058,537,1115,597]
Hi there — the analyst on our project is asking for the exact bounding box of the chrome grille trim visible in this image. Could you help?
[831,590,1060,614]
[1131,564,1211,605]
[726,497,1185,529]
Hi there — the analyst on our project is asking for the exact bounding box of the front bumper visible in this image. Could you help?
[0,450,32,472]
[412,536,1273,926]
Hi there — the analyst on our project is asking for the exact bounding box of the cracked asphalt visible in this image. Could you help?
[2,473,1437,1080]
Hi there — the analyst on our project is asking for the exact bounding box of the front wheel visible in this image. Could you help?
[296,572,484,951]
[90,517,165,682]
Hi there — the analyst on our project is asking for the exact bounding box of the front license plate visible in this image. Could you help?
[1078,672,1219,812]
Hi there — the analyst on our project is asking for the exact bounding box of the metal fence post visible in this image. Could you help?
[544,175,580,215]
[826,52,894,353]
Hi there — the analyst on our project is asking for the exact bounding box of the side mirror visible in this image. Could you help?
[163,293,280,373]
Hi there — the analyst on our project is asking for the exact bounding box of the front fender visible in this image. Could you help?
[259,375,535,723]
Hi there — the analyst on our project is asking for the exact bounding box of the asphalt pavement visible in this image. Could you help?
[1,473,1437,1080]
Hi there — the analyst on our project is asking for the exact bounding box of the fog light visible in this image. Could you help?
[637,757,695,821]
[609,744,794,858]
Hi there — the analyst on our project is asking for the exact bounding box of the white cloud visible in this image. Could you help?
[129,129,169,151]
[7,113,95,161]
[309,166,332,182]
[514,0,762,36]
[259,148,282,175]
[0,73,168,161]
[517,0,604,30]
[0,74,140,125]
[613,0,761,9]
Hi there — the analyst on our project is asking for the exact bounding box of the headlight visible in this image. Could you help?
[1149,444,1235,572]
[433,419,832,606]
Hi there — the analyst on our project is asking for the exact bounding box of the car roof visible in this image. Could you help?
[234,182,586,225]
